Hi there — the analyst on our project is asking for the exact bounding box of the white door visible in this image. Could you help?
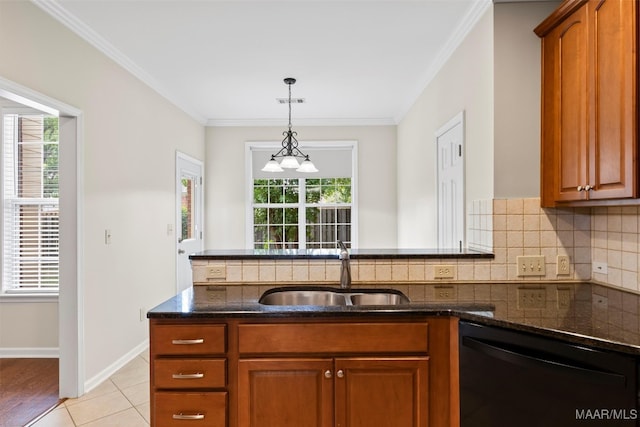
[436,112,465,250]
[176,152,204,293]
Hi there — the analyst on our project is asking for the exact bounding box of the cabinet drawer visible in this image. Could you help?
[152,324,226,355]
[238,322,429,354]
[154,392,226,427]
[155,359,226,389]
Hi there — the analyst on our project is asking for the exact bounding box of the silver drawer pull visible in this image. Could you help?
[171,338,204,345]
[172,413,205,420]
[172,372,205,379]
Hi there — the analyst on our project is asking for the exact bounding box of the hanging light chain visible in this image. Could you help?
[261,77,318,173]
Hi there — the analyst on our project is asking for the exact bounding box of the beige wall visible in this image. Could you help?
[397,7,494,248]
[205,125,397,249]
[493,1,559,198]
[0,302,58,352]
[0,1,205,382]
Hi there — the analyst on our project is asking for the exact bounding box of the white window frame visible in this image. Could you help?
[2,111,60,296]
[245,140,358,249]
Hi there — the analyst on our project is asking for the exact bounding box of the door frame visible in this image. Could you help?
[175,151,204,294]
[0,76,85,398]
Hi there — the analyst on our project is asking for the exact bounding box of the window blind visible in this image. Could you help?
[2,114,59,293]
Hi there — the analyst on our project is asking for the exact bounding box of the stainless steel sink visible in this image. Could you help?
[349,292,409,306]
[259,289,348,306]
[258,287,410,306]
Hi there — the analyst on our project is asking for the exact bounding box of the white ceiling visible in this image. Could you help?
[34,0,492,126]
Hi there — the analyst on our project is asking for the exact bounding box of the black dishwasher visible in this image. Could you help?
[460,321,639,427]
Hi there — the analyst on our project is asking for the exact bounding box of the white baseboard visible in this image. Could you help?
[0,347,59,358]
[83,339,149,394]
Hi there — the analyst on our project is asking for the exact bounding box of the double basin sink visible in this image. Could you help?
[259,286,410,307]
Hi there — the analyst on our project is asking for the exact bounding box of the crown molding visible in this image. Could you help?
[394,0,492,124]
[207,117,397,127]
[31,0,207,125]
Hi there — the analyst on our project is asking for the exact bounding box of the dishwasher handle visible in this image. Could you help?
[462,336,626,386]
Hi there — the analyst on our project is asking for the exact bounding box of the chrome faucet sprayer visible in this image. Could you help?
[338,240,351,289]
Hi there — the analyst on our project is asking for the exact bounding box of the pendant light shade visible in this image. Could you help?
[296,156,319,173]
[280,156,301,169]
[262,78,318,173]
[261,156,284,172]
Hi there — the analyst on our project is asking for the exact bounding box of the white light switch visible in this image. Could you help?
[516,255,545,276]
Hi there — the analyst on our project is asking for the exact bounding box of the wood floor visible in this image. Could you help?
[0,358,60,427]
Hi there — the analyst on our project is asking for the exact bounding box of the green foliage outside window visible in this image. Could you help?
[43,116,59,198]
[253,178,352,249]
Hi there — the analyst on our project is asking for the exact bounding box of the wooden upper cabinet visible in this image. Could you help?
[589,0,637,200]
[536,0,638,207]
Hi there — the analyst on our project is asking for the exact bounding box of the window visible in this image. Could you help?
[2,113,59,293]
[252,178,352,249]
[248,141,357,250]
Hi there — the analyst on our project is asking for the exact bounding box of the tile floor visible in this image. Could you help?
[31,349,150,426]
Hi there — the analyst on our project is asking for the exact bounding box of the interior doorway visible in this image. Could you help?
[0,77,84,398]
[436,111,465,250]
[176,152,204,294]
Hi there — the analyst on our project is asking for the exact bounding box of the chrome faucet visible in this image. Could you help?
[338,240,351,289]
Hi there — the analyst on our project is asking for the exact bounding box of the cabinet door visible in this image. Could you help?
[542,4,589,203]
[587,0,637,200]
[334,357,429,427]
[237,358,334,427]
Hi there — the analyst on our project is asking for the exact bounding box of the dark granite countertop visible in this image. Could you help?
[189,248,494,260]
[148,286,640,357]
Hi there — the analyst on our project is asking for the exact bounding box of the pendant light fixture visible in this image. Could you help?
[262,78,318,173]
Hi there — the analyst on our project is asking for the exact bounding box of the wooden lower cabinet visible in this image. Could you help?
[237,357,428,427]
[335,357,429,427]
[154,392,227,427]
[237,358,334,427]
[151,317,458,427]
[150,321,228,427]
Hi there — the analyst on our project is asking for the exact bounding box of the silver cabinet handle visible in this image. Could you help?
[178,249,186,254]
[324,370,332,379]
[172,413,205,420]
[337,369,344,378]
[171,338,204,345]
[584,184,593,191]
[577,185,584,191]
[172,372,204,379]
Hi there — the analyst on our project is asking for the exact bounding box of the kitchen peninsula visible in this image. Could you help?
[148,248,640,427]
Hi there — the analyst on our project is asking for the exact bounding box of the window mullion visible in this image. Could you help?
[299,179,306,249]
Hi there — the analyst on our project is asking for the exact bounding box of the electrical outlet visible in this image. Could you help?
[433,265,455,279]
[139,308,146,322]
[518,288,546,309]
[434,285,457,300]
[556,255,570,275]
[516,255,546,276]
[557,288,571,309]
[207,265,226,279]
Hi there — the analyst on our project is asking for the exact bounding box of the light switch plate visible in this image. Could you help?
[518,287,546,309]
[516,255,546,276]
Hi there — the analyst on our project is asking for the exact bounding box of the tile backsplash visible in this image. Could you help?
[193,198,640,295]
[591,206,640,292]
